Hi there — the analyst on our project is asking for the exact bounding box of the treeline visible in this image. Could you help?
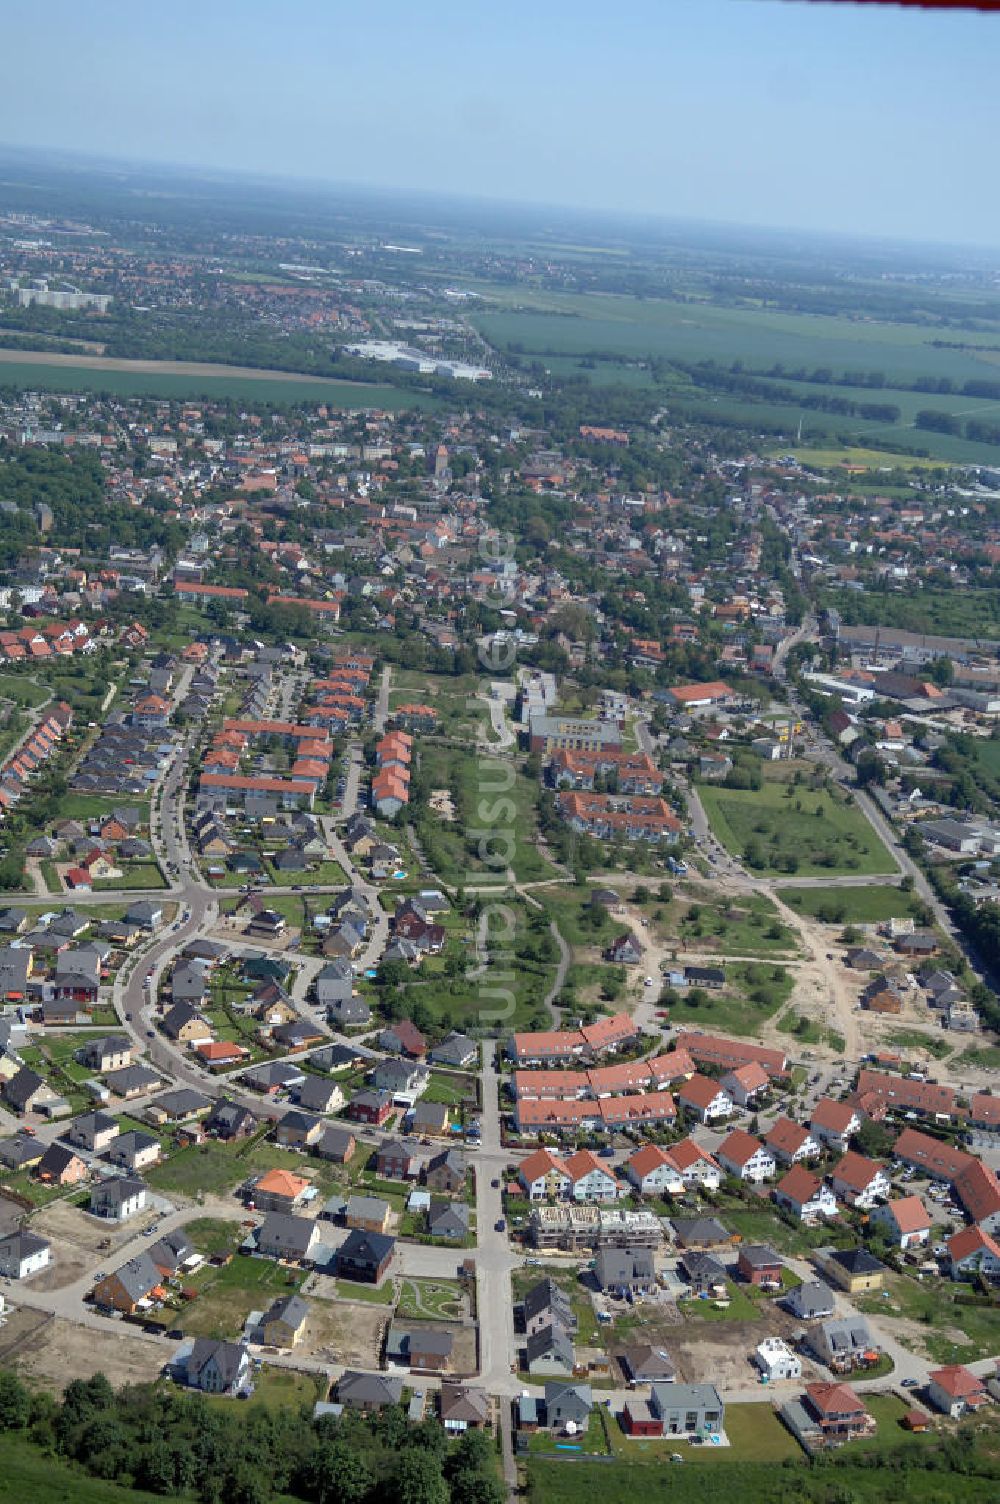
[0,1369,505,1504]
[679,362,901,422]
[916,410,1000,445]
[722,357,1000,405]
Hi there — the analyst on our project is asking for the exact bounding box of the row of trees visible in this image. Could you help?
[0,1370,505,1504]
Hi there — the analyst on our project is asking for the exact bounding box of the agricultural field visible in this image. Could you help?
[472,290,1000,461]
[699,772,895,877]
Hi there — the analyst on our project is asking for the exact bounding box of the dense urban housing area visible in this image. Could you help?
[0,144,998,1504]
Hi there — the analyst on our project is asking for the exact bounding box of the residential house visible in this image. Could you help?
[439,1381,490,1433]
[427,1199,470,1242]
[90,1176,147,1221]
[736,1244,783,1288]
[526,1323,575,1375]
[185,1338,251,1395]
[946,1225,1000,1282]
[801,1382,875,1442]
[34,1143,87,1186]
[93,1253,162,1314]
[677,1074,733,1123]
[336,1371,403,1411]
[593,1245,656,1295]
[519,1148,571,1202]
[257,1294,310,1348]
[564,1149,621,1203]
[817,1246,889,1295]
[870,1195,932,1250]
[810,1099,862,1154]
[423,1148,466,1194]
[830,1153,891,1211]
[336,1228,394,1284]
[773,1165,838,1224]
[716,1129,776,1184]
[255,1213,323,1265]
[785,1280,836,1321]
[543,1380,592,1430]
[345,1195,391,1235]
[67,1110,120,1154]
[764,1117,822,1166]
[252,1168,310,1215]
[376,1138,421,1181]
[0,1230,51,1279]
[624,1143,684,1198]
[386,1324,454,1373]
[648,1382,724,1437]
[927,1365,991,1418]
[104,1130,160,1172]
[807,1317,878,1373]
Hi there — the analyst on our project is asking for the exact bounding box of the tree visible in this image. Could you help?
[306,1441,374,1504]
[390,1450,448,1504]
[0,1372,30,1430]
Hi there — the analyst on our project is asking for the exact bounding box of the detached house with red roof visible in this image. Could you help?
[946,1224,1000,1282]
[716,1129,776,1184]
[831,1153,891,1211]
[764,1117,822,1167]
[870,1195,932,1250]
[773,1165,839,1224]
[954,1159,1000,1235]
[667,1137,722,1191]
[518,1149,571,1202]
[625,1143,685,1198]
[720,1060,769,1109]
[677,1074,733,1124]
[927,1365,991,1418]
[810,1098,862,1155]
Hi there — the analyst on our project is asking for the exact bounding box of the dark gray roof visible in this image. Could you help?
[187,1338,248,1388]
[106,1252,160,1303]
[336,1370,403,1407]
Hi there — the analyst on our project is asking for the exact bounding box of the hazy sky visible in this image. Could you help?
[1,0,997,245]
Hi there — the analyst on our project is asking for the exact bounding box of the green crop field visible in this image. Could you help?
[472,291,1000,460]
[699,775,895,877]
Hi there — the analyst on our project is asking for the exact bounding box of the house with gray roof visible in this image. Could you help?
[594,1245,656,1294]
[427,1199,470,1242]
[526,1322,575,1375]
[0,1229,51,1279]
[336,1370,403,1411]
[543,1381,591,1429]
[90,1175,148,1221]
[784,1279,836,1321]
[186,1338,251,1394]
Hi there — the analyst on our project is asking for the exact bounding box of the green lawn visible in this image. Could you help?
[678,1281,759,1323]
[413,742,559,886]
[608,1401,799,1464]
[666,961,793,1038]
[780,884,924,923]
[675,892,797,957]
[146,1142,248,1198]
[183,1216,246,1256]
[163,1252,307,1339]
[884,1029,953,1061]
[396,1278,465,1321]
[699,774,895,877]
[0,672,52,708]
[0,1437,173,1504]
[334,1277,396,1305]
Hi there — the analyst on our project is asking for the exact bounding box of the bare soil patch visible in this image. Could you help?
[298,1292,389,1368]
[11,1315,166,1392]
